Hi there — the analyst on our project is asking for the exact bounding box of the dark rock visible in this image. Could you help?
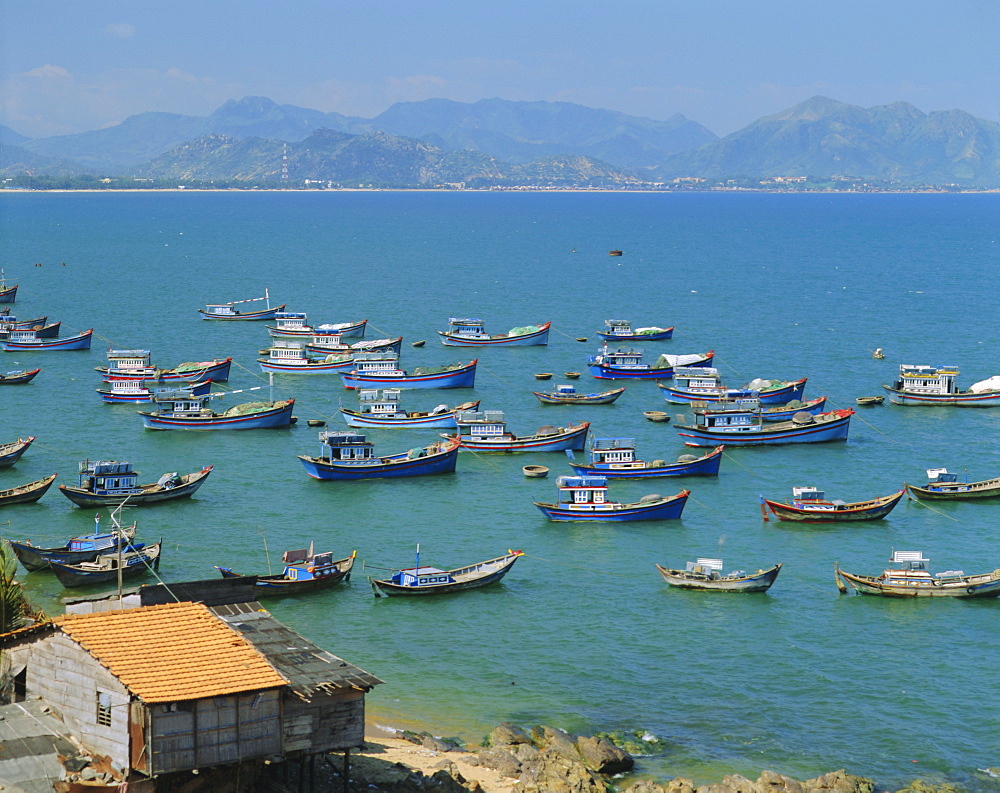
[514,743,542,763]
[758,770,805,793]
[518,749,609,793]
[486,721,533,747]
[422,735,456,753]
[665,779,697,793]
[576,735,634,774]
[540,726,583,764]
[804,770,875,793]
[476,747,522,778]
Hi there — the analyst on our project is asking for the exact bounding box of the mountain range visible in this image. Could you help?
[3,95,1000,186]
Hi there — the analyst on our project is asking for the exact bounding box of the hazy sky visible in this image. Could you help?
[3,0,999,138]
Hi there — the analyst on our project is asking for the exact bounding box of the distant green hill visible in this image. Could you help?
[656,96,1000,185]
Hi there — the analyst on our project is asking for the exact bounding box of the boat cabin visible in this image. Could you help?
[149,389,212,417]
[690,399,763,432]
[308,330,348,350]
[789,486,848,509]
[315,431,378,464]
[895,364,959,395]
[202,303,240,317]
[105,379,153,395]
[356,389,410,417]
[880,551,960,586]
[673,367,725,393]
[588,346,644,367]
[5,329,41,344]
[280,547,338,580]
[390,566,456,587]
[685,558,725,577]
[272,312,309,331]
[106,349,153,373]
[555,475,609,505]
[588,437,639,467]
[553,384,579,395]
[446,317,488,339]
[265,340,310,362]
[455,410,508,439]
[602,320,634,336]
[926,467,959,483]
[76,460,143,495]
[352,352,403,375]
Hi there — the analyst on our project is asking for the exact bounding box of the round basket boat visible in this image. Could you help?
[564,371,581,379]
[523,465,549,478]
[411,340,426,347]
[307,419,326,427]
[856,395,885,406]
[576,336,588,342]
[643,410,671,423]
[535,372,553,380]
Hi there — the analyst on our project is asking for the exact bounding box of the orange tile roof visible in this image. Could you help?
[52,602,287,703]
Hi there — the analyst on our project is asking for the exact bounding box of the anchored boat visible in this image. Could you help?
[567,438,723,478]
[532,384,626,405]
[761,486,904,522]
[217,547,356,597]
[905,468,1000,500]
[437,317,551,346]
[341,353,477,390]
[7,515,137,571]
[674,399,854,447]
[596,319,674,341]
[97,349,232,383]
[882,364,1000,406]
[266,313,367,338]
[97,379,213,403]
[586,346,713,380]
[0,474,58,507]
[659,367,807,405]
[258,340,355,374]
[58,459,214,507]
[655,558,782,592]
[447,410,589,452]
[0,368,41,385]
[369,548,522,596]
[836,551,1000,598]
[0,436,34,468]
[298,432,460,480]
[198,290,285,320]
[138,389,294,430]
[0,327,93,351]
[340,389,480,429]
[534,475,689,522]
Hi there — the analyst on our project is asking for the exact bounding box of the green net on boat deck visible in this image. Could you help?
[508,325,541,336]
[324,354,350,363]
[413,363,464,375]
[635,327,667,335]
[222,401,273,417]
[654,355,671,369]
[172,361,204,372]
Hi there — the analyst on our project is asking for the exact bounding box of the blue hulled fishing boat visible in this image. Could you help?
[217,546,356,597]
[0,270,16,303]
[532,384,626,405]
[304,330,402,357]
[437,318,551,347]
[266,313,367,338]
[368,547,523,596]
[596,319,674,341]
[340,389,480,429]
[567,438,724,478]
[341,353,477,390]
[58,459,214,507]
[534,475,690,521]
[0,368,41,384]
[659,367,807,405]
[97,379,213,403]
[448,410,589,452]
[258,340,355,374]
[882,364,1000,406]
[0,327,93,351]
[7,514,137,571]
[297,432,460,480]
[198,290,285,320]
[587,346,713,380]
[50,541,161,587]
[138,389,295,430]
[97,349,233,383]
[675,399,854,447]
[0,315,60,339]
[0,436,35,468]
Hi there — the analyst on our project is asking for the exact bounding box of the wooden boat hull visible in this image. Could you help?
[298,439,460,480]
[59,466,213,507]
[0,329,93,351]
[268,319,367,338]
[341,401,481,429]
[905,477,1000,500]
[569,445,724,478]
[836,567,1000,598]
[97,379,212,403]
[0,473,58,506]
[588,352,714,380]
[199,304,286,320]
[676,409,854,447]
[452,422,590,453]
[596,327,674,341]
[369,553,521,596]
[532,387,626,405]
[438,323,551,347]
[534,490,689,522]
[217,553,355,597]
[100,358,232,383]
[0,368,41,384]
[0,285,16,303]
[660,378,806,405]
[0,436,34,468]
[882,385,1000,406]
[341,360,477,390]
[139,400,294,430]
[50,543,161,587]
[764,490,904,521]
[8,532,137,572]
[656,562,782,592]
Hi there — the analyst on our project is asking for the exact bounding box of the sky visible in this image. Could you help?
[2,0,999,139]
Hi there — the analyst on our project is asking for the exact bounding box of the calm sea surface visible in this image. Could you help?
[1,191,998,789]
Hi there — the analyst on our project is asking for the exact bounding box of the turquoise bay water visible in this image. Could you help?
[1,191,998,789]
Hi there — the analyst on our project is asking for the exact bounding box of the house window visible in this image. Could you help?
[97,692,112,726]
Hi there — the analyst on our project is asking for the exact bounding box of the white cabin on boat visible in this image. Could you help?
[686,558,724,576]
[673,367,724,392]
[357,389,406,417]
[265,340,309,363]
[896,364,959,395]
[590,437,638,465]
[106,349,153,373]
[316,431,377,463]
[352,352,404,376]
[446,318,488,339]
[455,410,508,439]
[603,320,633,337]
[690,399,763,432]
[150,389,211,417]
[272,312,308,331]
[555,475,609,506]
[309,331,348,350]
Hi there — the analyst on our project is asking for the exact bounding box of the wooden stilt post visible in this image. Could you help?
[343,748,350,793]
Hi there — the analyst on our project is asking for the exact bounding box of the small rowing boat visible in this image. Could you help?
[217,547,356,597]
[0,474,58,507]
[0,368,41,385]
[0,436,34,468]
[532,384,626,405]
[369,548,522,596]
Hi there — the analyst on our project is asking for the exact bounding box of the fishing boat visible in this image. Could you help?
[96,378,213,403]
[905,468,1000,500]
[96,349,232,383]
[674,399,854,447]
[6,516,137,572]
[368,548,523,597]
[217,547,356,597]
[447,411,589,453]
[882,364,1000,406]
[534,475,689,522]
[644,411,671,422]
[0,328,93,351]
[757,396,829,421]
[266,313,367,338]
[437,318,551,346]
[0,318,60,339]
[0,368,40,384]
[566,439,724,478]
[340,389,480,429]
[341,353,477,390]
[0,474,58,507]
[532,384,626,405]
[761,486,904,522]
[198,290,285,320]
[659,368,807,405]
[304,330,401,356]
[0,436,35,468]
[0,270,16,303]
[586,346,714,380]
[596,319,674,341]
[58,459,214,507]
[298,432,460,480]
[835,551,1000,598]
[138,389,295,430]
[655,558,782,592]
[258,340,355,374]
[50,541,162,587]
[856,395,885,406]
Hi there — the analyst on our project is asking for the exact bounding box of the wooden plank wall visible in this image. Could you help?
[283,690,365,754]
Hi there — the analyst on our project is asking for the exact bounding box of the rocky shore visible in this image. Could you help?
[297,722,970,793]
